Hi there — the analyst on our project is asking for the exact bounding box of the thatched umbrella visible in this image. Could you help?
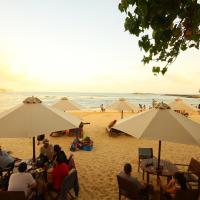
[106,98,139,119]
[52,97,81,111]
[168,98,198,114]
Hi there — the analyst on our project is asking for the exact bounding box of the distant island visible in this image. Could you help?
[132,92,200,98]
[164,94,200,98]
[132,92,159,95]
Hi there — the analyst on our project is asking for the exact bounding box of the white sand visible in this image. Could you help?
[1,111,200,200]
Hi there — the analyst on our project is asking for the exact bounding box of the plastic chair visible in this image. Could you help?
[138,148,153,172]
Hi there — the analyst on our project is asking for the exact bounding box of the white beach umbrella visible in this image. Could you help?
[112,103,200,168]
[0,96,82,161]
[106,98,139,118]
[52,97,81,111]
[168,98,198,114]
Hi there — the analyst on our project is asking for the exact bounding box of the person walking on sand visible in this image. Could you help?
[100,104,105,112]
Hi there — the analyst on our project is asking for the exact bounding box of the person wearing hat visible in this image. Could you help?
[39,139,54,162]
[8,162,37,198]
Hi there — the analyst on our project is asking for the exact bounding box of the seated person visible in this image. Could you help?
[48,156,69,192]
[37,134,45,145]
[39,139,54,163]
[8,162,37,198]
[53,145,67,164]
[160,172,187,199]
[70,136,83,152]
[53,145,75,170]
[0,146,15,171]
[119,163,146,190]
[82,136,93,147]
[119,163,151,197]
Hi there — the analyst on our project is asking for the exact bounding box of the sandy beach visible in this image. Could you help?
[1,111,200,200]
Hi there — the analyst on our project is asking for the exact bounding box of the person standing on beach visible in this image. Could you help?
[100,104,103,112]
[100,104,105,112]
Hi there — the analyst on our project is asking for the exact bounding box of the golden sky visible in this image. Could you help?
[0,1,199,94]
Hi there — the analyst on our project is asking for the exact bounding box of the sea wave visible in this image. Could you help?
[0,92,198,112]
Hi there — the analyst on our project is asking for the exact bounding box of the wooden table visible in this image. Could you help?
[140,158,178,183]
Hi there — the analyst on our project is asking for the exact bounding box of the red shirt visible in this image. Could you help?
[52,163,69,191]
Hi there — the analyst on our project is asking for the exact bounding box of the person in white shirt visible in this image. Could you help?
[8,162,37,197]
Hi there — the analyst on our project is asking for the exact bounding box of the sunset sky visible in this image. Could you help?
[0,0,199,94]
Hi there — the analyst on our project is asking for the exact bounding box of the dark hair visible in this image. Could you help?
[124,163,132,175]
[54,145,61,152]
[18,162,27,172]
[174,172,187,190]
[56,154,66,164]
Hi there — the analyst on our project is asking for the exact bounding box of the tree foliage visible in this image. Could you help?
[118,0,200,74]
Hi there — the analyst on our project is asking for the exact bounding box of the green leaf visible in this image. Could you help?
[152,66,160,74]
[161,67,168,75]
[181,43,187,51]
[119,0,200,75]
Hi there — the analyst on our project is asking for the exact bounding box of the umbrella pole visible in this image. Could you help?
[156,140,162,184]
[33,137,36,163]
[157,140,161,169]
[121,110,123,119]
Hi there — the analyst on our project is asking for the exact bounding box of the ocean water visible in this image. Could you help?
[0,92,199,113]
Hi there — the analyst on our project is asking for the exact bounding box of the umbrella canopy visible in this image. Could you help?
[52,97,81,111]
[0,96,82,138]
[112,103,200,169]
[0,96,82,162]
[168,98,198,114]
[106,98,139,112]
[112,103,200,145]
